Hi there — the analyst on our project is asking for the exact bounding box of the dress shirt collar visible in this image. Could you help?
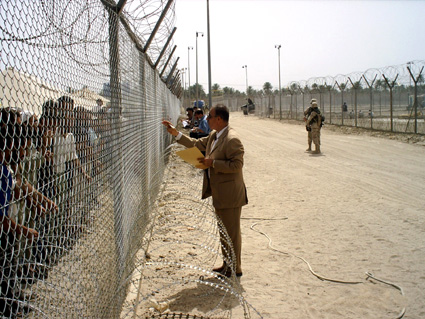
[215,125,228,140]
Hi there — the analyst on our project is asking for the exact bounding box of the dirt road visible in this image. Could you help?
[231,112,425,318]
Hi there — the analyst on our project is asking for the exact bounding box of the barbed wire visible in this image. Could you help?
[1,0,182,318]
[121,146,263,319]
[0,0,178,81]
[290,61,424,92]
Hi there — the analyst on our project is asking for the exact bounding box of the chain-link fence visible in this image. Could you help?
[219,61,425,134]
[120,144,262,319]
[1,0,182,318]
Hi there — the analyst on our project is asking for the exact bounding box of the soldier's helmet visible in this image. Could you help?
[310,98,317,105]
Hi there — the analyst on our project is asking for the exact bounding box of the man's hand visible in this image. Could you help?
[198,157,213,168]
[20,226,39,242]
[162,120,179,136]
[44,150,54,162]
[26,228,39,242]
[45,199,59,214]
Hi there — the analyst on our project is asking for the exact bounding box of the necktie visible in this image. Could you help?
[210,135,217,155]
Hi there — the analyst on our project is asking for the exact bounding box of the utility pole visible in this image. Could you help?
[196,31,204,108]
[275,44,282,120]
[187,46,193,105]
[242,65,248,95]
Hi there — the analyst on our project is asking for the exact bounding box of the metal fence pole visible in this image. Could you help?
[383,74,398,132]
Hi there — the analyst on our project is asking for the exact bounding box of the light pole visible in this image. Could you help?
[206,0,212,109]
[407,61,414,87]
[196,31,204,108]
[181,67,187,107]
[275,44,282,120]
[188,46,193,105]
[242,65,248,96]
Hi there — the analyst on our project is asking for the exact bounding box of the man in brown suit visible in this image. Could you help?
[162,104,248,277]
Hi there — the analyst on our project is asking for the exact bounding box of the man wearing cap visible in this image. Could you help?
[306,101,322,154]
[303,99,316,152]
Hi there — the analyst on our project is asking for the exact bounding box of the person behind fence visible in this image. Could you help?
[1,124,36,317]
[14,111,42,282]
[73,106,95,209]
[74,107,100,208]
[54,96,91,251]
[93,98,103,115]
[1,121,57,317]
[303,98,316,152]
[34,100,59,268]
[94,107,109,177]
[182,107,194,128]
[306,101,322,154]
[192,106,199,127]
[162,104,248,278]
[189,109,210,139]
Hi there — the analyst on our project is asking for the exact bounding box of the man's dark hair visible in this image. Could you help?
[1,108,21,127]
[0,123,30,155]
[42,100,58,118]
[0,125,14,151]
[57,96,74,122]
[57,96,74,112]
[186,107,194,112]
[214,104,229,122]
[195,109,204,116]
[58,95,74,104]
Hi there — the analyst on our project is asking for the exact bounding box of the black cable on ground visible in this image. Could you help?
[250,222,406,318]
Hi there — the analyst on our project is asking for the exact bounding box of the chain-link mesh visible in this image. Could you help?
[1,1,181,318]
[121,143,262,319]
[218,61,425,134]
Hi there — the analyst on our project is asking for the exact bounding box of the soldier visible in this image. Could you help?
[303,99,316,152]
[306,101,323,154]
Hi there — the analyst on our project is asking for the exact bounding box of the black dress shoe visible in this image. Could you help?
[220,269,243,278]
[212,265,226,273]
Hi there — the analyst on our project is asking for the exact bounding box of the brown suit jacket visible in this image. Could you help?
[177,126,248,209]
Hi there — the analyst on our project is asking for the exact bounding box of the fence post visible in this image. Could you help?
[289,90,294,119]
[362,74,377,130]
[348,77,361,127]
[325,82,334,124]
[299,88,305,120]
[295,91,298,120]
[382,73,399,132]
[335,80,347,126]
[108,6,125,291]
[154,27,177,69]
[406,66,424,133]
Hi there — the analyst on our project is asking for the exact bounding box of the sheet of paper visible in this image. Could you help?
[176,147,208,169]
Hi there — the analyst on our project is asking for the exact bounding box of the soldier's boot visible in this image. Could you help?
[312,144,321,154]
[306,143,312,152]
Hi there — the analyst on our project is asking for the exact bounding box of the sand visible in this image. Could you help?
[126,112,425,319]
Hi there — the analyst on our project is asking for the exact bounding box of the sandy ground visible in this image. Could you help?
[127,112,425,319]
[234,112,425,319]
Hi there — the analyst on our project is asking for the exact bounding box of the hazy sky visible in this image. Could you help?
[173,0,425,92]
